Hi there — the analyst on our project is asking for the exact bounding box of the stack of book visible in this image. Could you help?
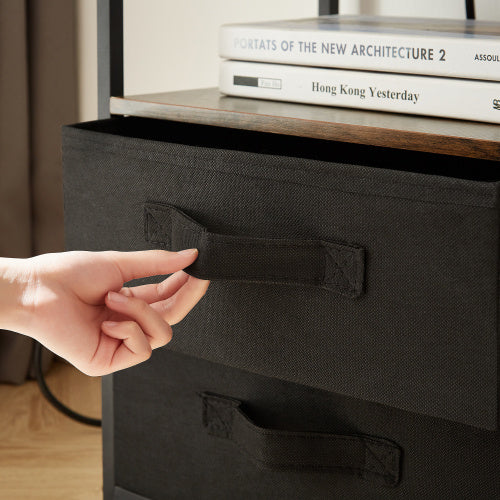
[218,15,500,124]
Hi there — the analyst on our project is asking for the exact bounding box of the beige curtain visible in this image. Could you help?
[0,0,78,383]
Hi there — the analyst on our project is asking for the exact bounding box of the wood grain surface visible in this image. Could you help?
[0,360,102,499]
[110,88,500,161]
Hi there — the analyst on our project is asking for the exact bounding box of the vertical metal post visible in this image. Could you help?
[465,0,475,19]
[97,0,123,119]
[97,3,123,497]
[318,0,339,15]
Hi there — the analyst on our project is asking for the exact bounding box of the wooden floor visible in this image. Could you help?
[0,360,102,499]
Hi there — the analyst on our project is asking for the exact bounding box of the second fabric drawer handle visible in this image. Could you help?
[144,202,364,298]
[200,392,401,487]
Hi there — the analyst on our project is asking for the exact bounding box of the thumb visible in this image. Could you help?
[109,249,198,282]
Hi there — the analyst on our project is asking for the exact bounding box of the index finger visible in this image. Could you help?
[108,249,198,282]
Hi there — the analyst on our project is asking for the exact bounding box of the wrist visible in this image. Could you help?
[0,257,36,335]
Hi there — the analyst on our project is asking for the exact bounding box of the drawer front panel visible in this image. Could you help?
[62,117,499,430]
[112,349,500,500]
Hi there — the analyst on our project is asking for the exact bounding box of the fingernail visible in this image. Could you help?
[108,291,128,303]
[177,248,198,256]
[102,321,119,328]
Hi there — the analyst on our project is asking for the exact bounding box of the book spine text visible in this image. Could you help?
[220,27,500,81]
[219,60,500,124]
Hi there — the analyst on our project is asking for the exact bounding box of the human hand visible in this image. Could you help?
[0,250,209,376]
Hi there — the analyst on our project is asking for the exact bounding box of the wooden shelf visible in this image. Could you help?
[111,88,500,161]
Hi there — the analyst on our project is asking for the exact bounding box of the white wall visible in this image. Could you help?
[123,1,319,97]
[355,0,499,18]
[77,0,97,122]
[77,0,500,121]
[77,0,318,121]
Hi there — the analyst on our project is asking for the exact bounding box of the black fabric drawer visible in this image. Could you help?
[63,117,499,430]
[111,349,500,500]
[62,117,500,499]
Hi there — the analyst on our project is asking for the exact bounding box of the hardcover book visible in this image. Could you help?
[219,59,500,124]
[219,15,500,81]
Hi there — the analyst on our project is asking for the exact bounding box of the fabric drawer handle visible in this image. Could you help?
[144,202,364,298]
[200,393,401,487]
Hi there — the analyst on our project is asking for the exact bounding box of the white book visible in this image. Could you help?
[219,16,500,81]
[219,60,500,124]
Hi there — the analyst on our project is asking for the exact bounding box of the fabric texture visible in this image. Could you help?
[111,349,499,500]
[200,392,401,486]
[144,202,365,297]
[62,116,500,499]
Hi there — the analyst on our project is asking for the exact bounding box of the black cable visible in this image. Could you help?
[33,342,102,427]
[465,0,476,19]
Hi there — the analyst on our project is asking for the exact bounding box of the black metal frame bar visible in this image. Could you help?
[318,0,339,15]
[97,0,123,119]
[465,0,476,19]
